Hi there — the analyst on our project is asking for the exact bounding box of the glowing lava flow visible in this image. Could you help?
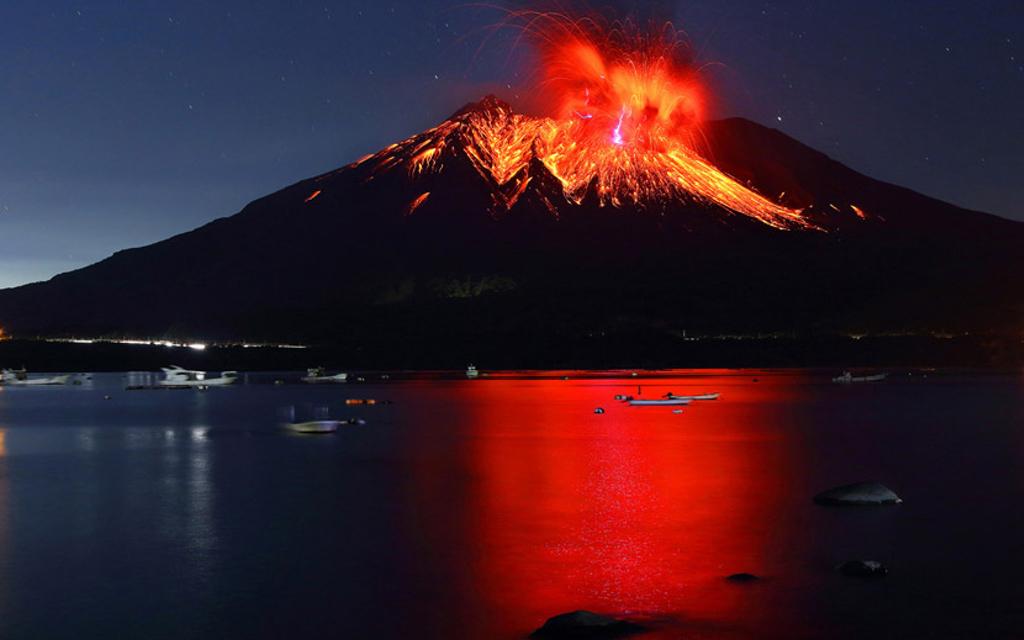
[358,14,813,230]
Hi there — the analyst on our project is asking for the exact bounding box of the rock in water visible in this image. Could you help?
[725,573,761,583]
[813,482,902,506]
[838,560,888,578]
[530,611,645,638]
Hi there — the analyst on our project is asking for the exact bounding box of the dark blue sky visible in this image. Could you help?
[0,1,1020,288]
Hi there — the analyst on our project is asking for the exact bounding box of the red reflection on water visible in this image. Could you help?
[449,373,810,636]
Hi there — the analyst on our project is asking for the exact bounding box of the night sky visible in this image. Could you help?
[1,1,1020,288]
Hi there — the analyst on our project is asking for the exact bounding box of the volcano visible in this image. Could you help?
[0,95,1021,362]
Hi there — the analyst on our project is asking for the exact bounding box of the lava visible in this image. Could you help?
[407,191,431,215]
[361,12,813,230]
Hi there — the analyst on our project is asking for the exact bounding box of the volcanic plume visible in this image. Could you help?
[353,14,812,230]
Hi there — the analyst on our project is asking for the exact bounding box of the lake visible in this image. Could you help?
[0,370,1021,639]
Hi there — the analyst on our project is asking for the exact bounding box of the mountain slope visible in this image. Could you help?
[0,96,1020,345]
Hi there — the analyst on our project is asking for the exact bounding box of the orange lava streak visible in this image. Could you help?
[406,191,431,215]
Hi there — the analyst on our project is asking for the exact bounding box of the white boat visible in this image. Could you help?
[284,420,341,434]
[628,398,692,406]
[832,372,888,384]
[159,366,238,388]
[301,367,348,384]
[0,369,72,386]
[668,392,720,401]
[466,365,480,378]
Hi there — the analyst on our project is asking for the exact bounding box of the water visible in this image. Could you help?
[0,370,1021,639]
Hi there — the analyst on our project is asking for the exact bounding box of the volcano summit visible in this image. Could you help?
[0,95,1020,364]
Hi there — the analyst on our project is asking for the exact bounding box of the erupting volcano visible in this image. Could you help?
[0,11,1021,351]
[353,14,812,230]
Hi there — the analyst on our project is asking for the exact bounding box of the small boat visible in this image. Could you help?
[284,420,341,434]
[301,367,348,384]
[466,365,480,378]
[668,392,720,401]
[628,398,692,406]
[832,371,888,384]
[281,404,342,433]
[160,366,238,388]
[0,368,72,386]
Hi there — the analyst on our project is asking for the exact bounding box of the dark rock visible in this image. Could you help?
[814,482,902,506]
[838,560,888,578]
[530,610,645,638]
[725,573,760,582]
[594,408,606,414]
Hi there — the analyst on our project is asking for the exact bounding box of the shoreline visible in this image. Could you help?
[1,333,1020,372]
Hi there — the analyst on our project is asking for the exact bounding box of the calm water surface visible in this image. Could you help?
[0,370,1021,639]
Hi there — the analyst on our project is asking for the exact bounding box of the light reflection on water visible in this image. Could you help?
[0,371,1019,638]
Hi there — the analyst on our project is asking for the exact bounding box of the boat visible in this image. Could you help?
[466,365,480,378]
[159,366,238,388]
[628,398,692,406]
[301,367,348,384]
[283,420,341,434]
[0,368,72,386]
[667,392,720,401]
[832,371,888,384]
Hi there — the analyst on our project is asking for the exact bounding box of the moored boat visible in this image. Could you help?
[159,366,238,388]
[301,367,348,384]
[832,372,888,384]
[628,398,692,406]
[466,365,480,378]
[0,368,72,386]
[668,392,721,401]
[283,420,341,434]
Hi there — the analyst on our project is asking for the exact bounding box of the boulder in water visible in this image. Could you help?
[838,560,888,578]
[725,572,761,583]
[813,482,902,506]
[530,611,645,638]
